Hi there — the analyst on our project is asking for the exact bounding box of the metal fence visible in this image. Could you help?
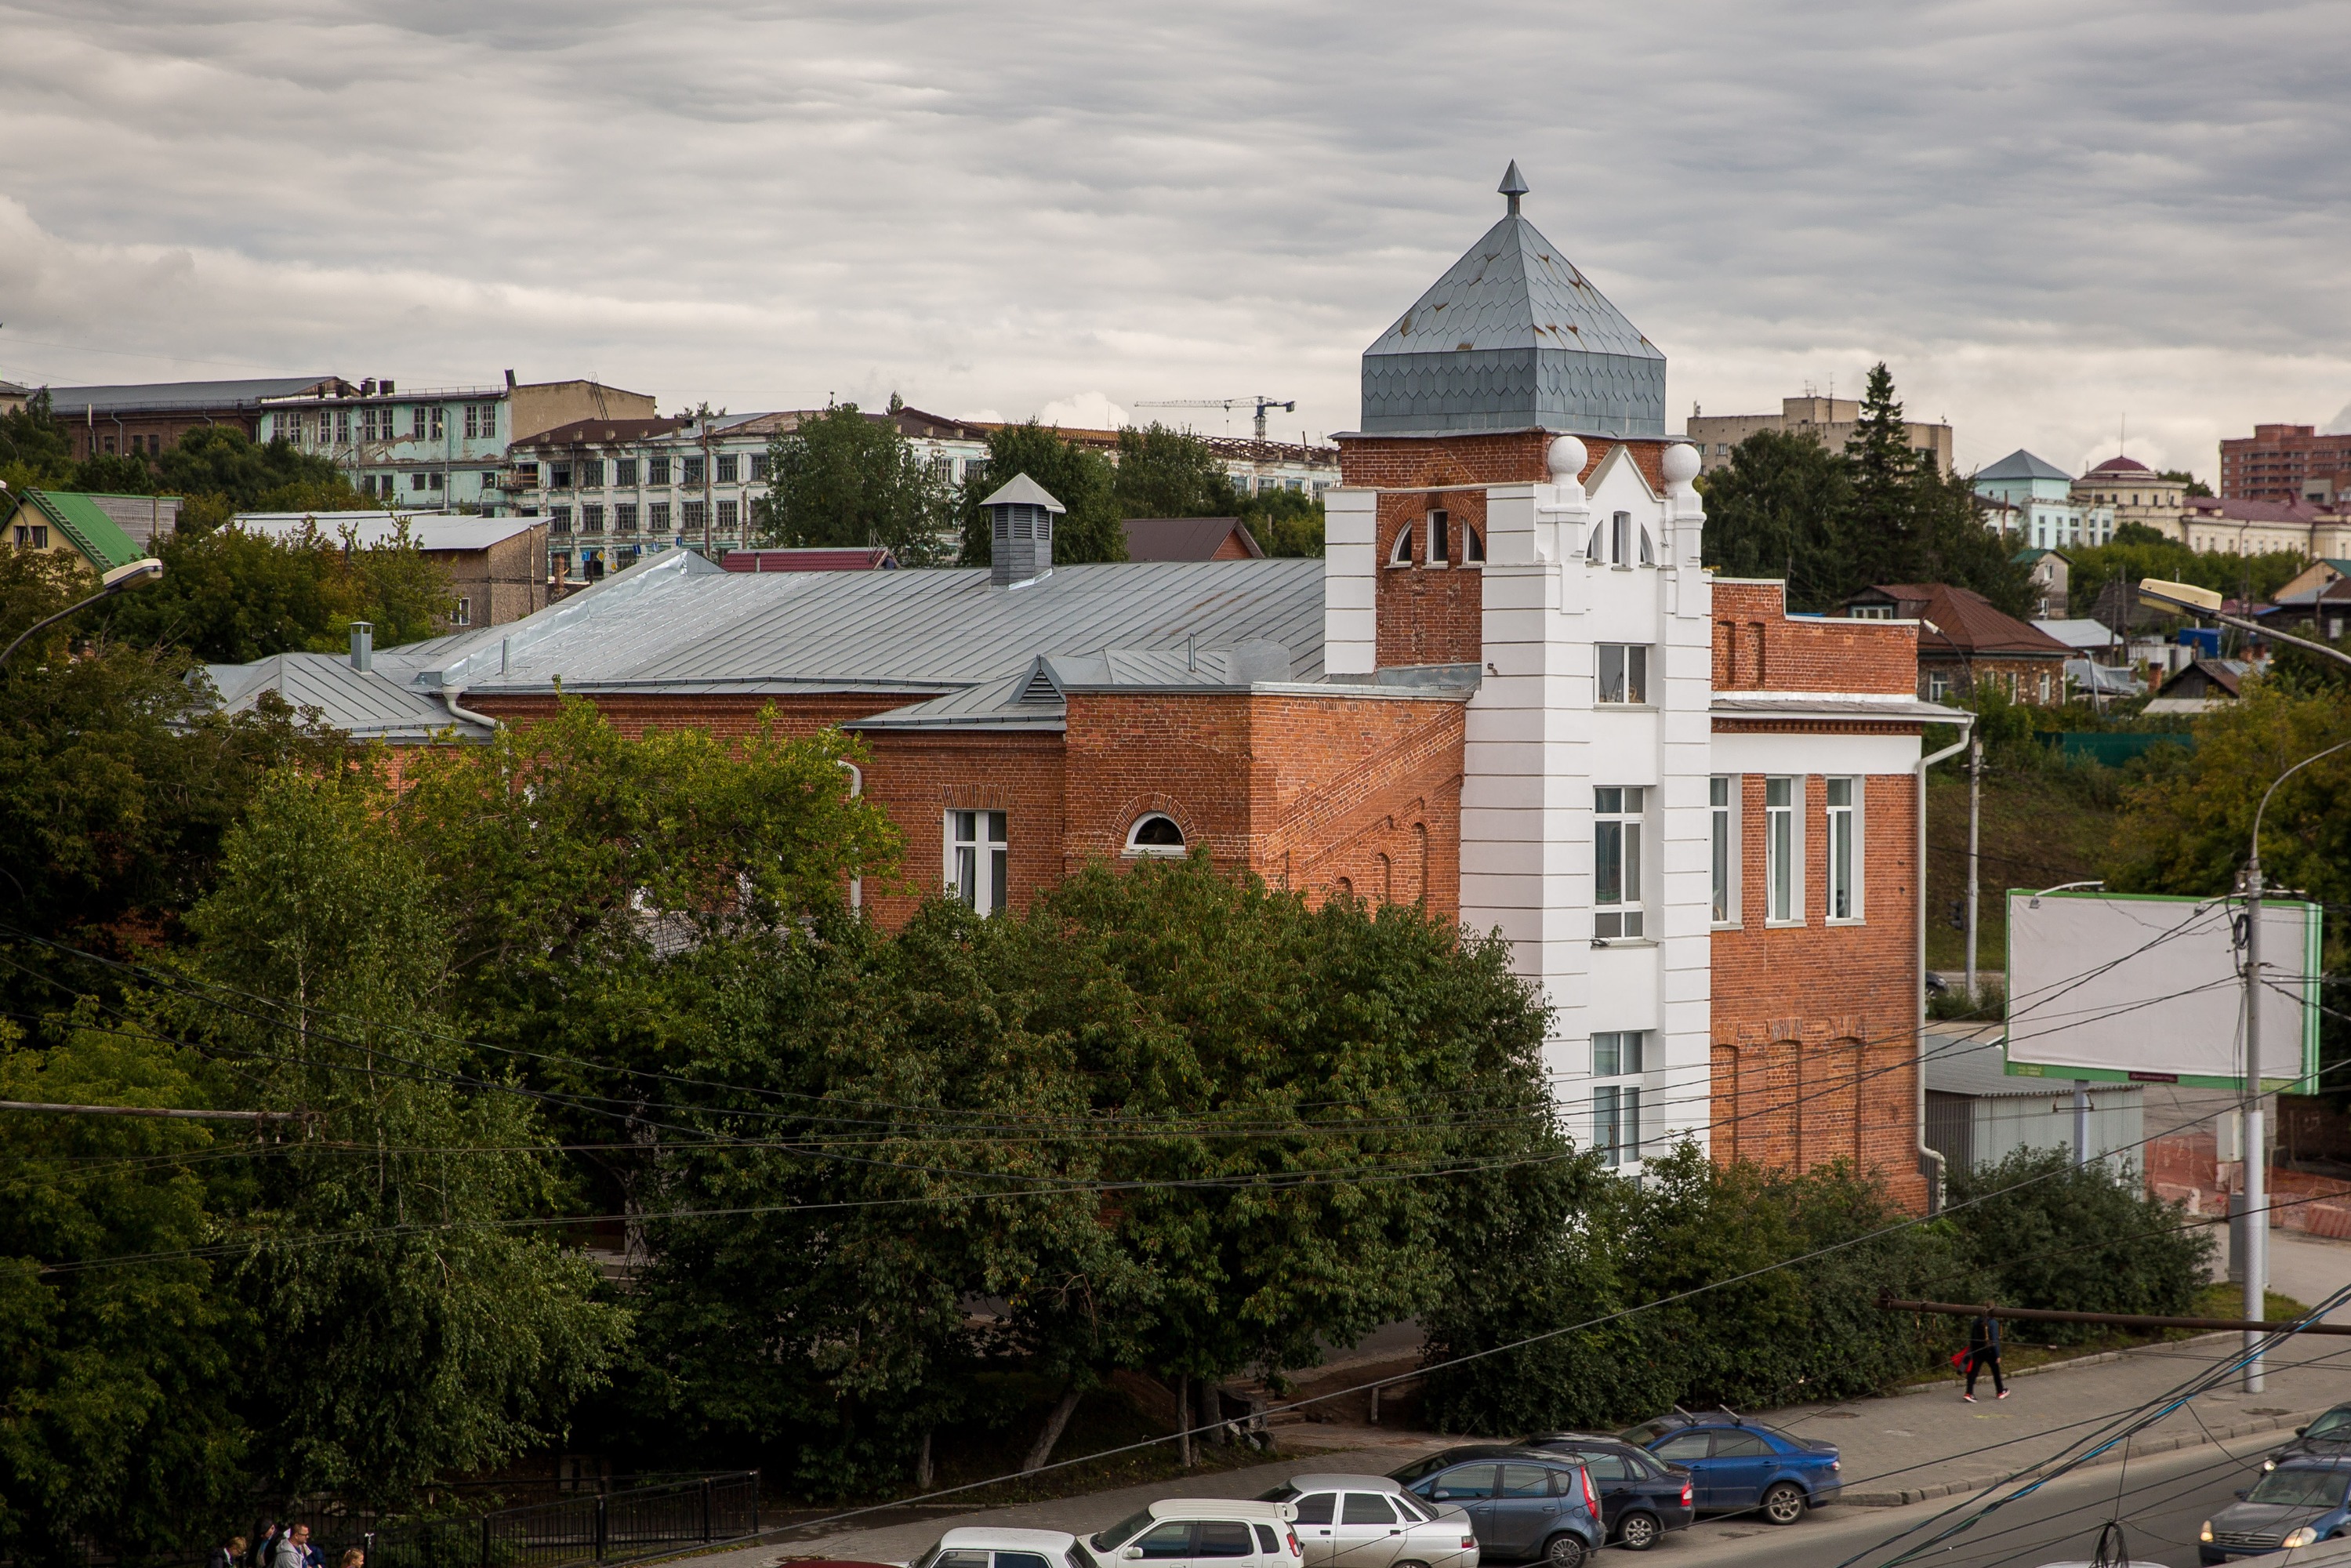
[311,1472,760,1568]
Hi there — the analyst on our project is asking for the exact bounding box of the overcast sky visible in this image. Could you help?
[4,0,2347,482]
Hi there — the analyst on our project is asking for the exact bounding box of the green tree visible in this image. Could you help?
[1946,1150,2209,1339]
[1700,429,1854,607]
[2064,533,2305,626]
[180,763,630,1504]
[154,426,367,514]
[1841,362,1922,586]
[0,392,78,492]
[756,403,957,565]
[1238,488,1326,557]
[2156,469,2215,499]
[957,423,1124,565]
[1110,423,1237,519]
[0,1018,247,1567]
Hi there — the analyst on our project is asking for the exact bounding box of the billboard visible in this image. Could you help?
[2005,889,2321,1091]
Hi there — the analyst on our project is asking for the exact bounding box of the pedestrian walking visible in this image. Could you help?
[252,1519,278,1568]
[339,1548,366,1568]
[270,1523,311,1568]
[1964,1308,2008,1402]
[210,1534,248,1568]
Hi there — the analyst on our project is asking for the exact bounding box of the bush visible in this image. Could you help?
[1945,1149,2211,1341]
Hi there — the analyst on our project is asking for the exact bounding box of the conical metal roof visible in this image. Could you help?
[979,473,1066,513]
[1359,177,1666,438]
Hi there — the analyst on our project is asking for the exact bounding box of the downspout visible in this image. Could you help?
[1914,713,1974,1214]
[441,687,502,732]
[836,760,863,913]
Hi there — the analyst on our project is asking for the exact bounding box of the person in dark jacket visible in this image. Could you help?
[252,1521,278,1568]
[210,1534,248,1568]
[1965,1309,2008,1401]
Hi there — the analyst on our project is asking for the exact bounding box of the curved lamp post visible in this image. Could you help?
[0,555,165,669]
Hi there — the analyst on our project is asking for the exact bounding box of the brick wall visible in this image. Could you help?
[1374,489,1486,667]
[1710,768,1928,1210]
[1712,579,1918,694]
[1063,689,1465,914]
[1337,431,1674,492]
[1921,652,2068,706]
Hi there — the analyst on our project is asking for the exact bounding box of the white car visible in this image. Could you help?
[1254,1476,1480,1568]
[1089,1499,1304,1568]
[911,1526,1102,1568]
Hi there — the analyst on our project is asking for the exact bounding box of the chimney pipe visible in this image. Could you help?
[504,369,517,390]
[350,622,373,672]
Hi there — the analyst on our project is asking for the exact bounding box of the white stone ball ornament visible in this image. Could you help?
[1546,434,1589,481]
[1660,442,1702,488]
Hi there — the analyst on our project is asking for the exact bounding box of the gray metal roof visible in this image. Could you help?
[409,547,1329,699]
[1977,448,2073,482]
[43,377,342,414]
[979,474,1066,513]
[1360,205,1665,439]
[202,653,491,744]
[235,511,541,551]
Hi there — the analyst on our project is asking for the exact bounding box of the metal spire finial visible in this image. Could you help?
[1498,160,1529,216]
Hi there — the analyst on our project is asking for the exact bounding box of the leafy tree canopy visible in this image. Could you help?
[0,397,369,525]
[1702,363,2033,615]
[956,423,1124,565]
[1110,423,1238,519]
[2064,532,2306,626]
[2155,468,2215,498]
[1239,486,1326,557]
[756,402,957,565]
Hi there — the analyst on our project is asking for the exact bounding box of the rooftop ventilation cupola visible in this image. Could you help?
[1359,163,1666,439]
[978,473,1064,586]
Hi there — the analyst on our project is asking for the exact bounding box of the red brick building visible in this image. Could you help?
[207,171,1962,1209]
[2220,423,2351,505]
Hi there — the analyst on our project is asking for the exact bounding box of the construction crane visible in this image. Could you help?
[1133,396,1297,442]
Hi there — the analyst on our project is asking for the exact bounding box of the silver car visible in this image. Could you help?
[1257,1474,1480,1568]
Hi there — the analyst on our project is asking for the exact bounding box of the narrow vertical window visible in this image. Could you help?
[947,811,1010,914]
[1611,510,1631,564]
[1710,775,1735,924]
[1827,777,1861,921]
[1594,1084,1641,1168]
[1766,776,1798,923]
[1389,521,1413,566]
[1593,787,1645,940]
[1429,510,1449,566]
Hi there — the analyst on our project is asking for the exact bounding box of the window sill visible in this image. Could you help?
[1122,847,1188,860]
[1710,920,1742,931]
[1763,918,1808,930]
[1826,916,1867,927]
[1591,935,1656,949]
[1595,702,1657,712]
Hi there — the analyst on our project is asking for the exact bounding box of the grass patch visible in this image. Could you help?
[1925,764,2117,973]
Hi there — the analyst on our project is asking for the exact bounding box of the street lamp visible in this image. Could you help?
[2138,578,2351,671]
[0,555,166,668]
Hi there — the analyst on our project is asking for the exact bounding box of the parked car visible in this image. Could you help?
[1617,1412,1841,1525]
[2201,1458,2351,1563]
[1090,1501,1301,1568]
[1517,1432,1697,1551]
[1254,1473,1479,1568]
[912,1529,1105,1568]
[2264,1405,2351,1472]
[1388,1448,1604,1568]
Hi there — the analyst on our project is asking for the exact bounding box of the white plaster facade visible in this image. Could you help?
[1326,437,1715,1163]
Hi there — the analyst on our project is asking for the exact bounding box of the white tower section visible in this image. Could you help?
[1464,437,1714,1163]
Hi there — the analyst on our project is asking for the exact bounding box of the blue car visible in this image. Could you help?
[2201,1457,2351,1563]
[1391,1448,1606,1568]
[1617,1412,1841,1526]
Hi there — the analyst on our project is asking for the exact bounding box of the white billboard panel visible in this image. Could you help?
[2005,890,2320,1089]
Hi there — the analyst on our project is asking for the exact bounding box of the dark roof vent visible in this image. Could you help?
[979,473,1065,587]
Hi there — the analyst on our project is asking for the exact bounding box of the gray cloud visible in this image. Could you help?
[2,0,2346,481]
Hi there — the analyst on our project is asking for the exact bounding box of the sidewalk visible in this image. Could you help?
[681,1271,2351,1567]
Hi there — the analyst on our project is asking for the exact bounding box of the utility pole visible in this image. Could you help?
[2242,848,2266,1393]
[1965,733,1982,1000]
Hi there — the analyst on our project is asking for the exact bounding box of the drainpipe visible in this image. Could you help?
[1914,712,1975,1214]
[441,687,501,732]
[836,760,863,913]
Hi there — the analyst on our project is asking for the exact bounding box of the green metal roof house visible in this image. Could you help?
[7,489,147,572]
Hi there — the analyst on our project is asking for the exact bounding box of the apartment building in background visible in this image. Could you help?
[511,406,991,583]
[2181,494,2351,557]
[2221,423,2351,504]
[256,374,657,514]
[196,170,1962,1207]
[1684,394,1956,477]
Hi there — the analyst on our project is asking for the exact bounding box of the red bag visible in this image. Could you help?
[1950,1348,1971,1370]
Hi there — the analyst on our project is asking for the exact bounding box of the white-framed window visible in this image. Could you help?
[1125,813,1186,857]
[1927,671,1950,702]
[1592,1029,1644,1078]
[1462,524,1484,565]
[1849,603,1894,620]
[1388,521,1413,567]
[1587,510,1654,567]
[1428,510,1449,568]
[1826,777,1862,921]
[616,457,638,485]
[1765,776,1801,924]
[452,596,472,626]
[1711,775,1739,925]
[1597,644,1649,704]
[1594,1084,1641,1169]
[946,810,1008,914]
[1593,786,1645,940]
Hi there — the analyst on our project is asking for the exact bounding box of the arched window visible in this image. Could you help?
[1126,813,1187,856]
[1462,524,1485,565]
[1388,523,1414,567]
